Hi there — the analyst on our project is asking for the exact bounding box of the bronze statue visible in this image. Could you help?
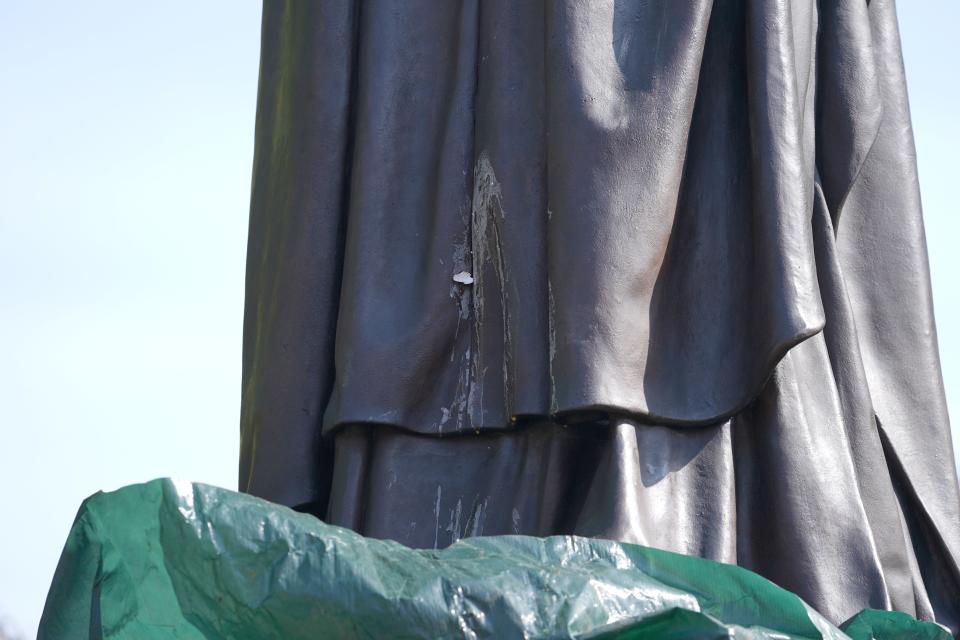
[239,0,960,630]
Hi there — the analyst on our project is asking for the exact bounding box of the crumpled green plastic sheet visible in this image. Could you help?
[38,479,950,639]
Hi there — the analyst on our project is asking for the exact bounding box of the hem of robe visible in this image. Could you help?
[320,318,827,438]
[301,415,960,633]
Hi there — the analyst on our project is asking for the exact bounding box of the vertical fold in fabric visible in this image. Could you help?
[815,0,883,228]
[240,1,359,508]
[321,0,481,434]
[829,1,960,629]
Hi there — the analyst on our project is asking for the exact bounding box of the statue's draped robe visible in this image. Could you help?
[239,0,960,630]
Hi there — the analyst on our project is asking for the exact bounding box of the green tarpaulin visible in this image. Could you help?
[38,479,950,639]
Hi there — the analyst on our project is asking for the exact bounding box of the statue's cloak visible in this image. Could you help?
[239,0,960,630]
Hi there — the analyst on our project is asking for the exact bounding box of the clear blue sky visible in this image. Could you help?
[0,3,957,637]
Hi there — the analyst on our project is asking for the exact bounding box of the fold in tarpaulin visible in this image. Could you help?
[38,479,950,639]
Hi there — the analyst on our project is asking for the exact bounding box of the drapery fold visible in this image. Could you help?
[240,2,357,507]
[245,0,835,441]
